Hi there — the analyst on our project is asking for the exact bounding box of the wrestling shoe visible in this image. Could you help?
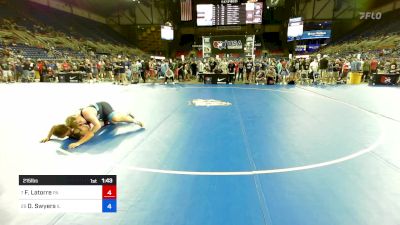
[135,120,144,127]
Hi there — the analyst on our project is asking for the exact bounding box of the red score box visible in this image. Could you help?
[102,185,117,199]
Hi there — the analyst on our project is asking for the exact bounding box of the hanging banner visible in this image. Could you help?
[202,36,212,58]
[301,30,331,40]
[244,35,255,58]
[308,44,321,52]
[295,45,307,52]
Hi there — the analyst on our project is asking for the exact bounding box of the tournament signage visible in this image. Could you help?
[301,30,331,40]
[202,35,254,58]
[202,37,212,58]
[210,36,246,54]
[295,45,307,52]
[308,44,321,52]
[213,40,243,50]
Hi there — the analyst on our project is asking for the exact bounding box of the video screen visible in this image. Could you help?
[196,4,214,26]
[161,25,174,40]
[287,17,304,42]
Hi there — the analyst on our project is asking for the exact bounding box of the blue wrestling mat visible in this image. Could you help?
[1,83,400,225]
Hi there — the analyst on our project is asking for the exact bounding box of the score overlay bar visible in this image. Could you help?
[19,175,117,213]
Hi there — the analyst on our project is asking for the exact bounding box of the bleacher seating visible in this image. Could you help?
[319,9,400,55]
[25,2,130,45]
[333,9,400,44]
[0,0,144,60]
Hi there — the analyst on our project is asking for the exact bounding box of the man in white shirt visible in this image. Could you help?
[310,58,319,82]
[198,60,205,82]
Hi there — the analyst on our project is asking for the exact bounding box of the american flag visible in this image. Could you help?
[180,0,192,21]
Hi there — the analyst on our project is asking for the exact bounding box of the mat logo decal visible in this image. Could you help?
[191,99,232,107]
[212,40,243,50]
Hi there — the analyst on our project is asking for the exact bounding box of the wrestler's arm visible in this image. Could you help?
[68,113,102,149]
[40,125,56,142]
[91,121,105,128]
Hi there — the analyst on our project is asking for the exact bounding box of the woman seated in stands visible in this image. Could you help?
[255,69,266,85]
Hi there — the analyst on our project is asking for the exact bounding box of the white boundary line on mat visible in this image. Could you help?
[119,86,384,176]
[120,132,382,176]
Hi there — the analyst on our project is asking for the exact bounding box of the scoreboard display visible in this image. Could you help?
[19,175,117,213]
[196,2,263,26]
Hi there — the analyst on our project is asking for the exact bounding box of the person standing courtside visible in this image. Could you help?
[245,58,253,83]
[237,59,244,82]
[362,58,370,82]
